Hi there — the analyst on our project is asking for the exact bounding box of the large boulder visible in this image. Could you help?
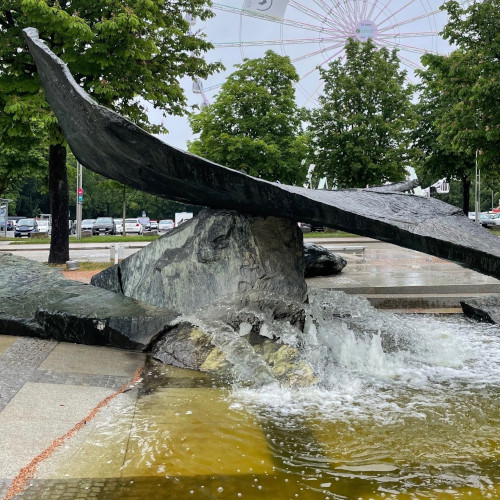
[0,253,177,350]
[303,242,347,277]
[460,295,500,324]
[91,209,307,314]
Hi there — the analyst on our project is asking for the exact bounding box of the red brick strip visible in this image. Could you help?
[2,366,143,500]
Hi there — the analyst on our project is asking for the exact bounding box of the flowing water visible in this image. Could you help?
[28,291,499,499]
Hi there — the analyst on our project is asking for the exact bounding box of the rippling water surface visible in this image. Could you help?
[29,292,499,499]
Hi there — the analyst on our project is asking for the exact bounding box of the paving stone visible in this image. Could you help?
[0,338,57,411]
[29,370,130,391]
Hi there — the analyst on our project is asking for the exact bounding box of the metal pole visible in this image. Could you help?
[1,203,6,238]
[0,199,13,238]
[474,150,480,223]
[122,185,126,236]
[76,162,82,240]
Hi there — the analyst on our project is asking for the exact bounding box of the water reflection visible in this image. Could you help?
[24,301,500,499]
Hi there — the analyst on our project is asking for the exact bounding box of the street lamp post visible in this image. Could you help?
[76,162,83,239]
[474,149,481,223]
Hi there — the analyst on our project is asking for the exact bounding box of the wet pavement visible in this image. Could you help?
[0,236,499,498]
[0,338,145,499]
[305,238,500,311]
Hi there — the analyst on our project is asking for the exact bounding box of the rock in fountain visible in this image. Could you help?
[0,253,177,350]
[303,242,347,277]
[91,209,307,312]
[461,295,500,324]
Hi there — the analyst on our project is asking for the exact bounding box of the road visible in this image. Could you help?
[0,234,149,263]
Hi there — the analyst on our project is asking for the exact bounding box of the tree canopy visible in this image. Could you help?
[188,50,308,185]
[308,38,416,189]
[1,0,220,261]
[437,0,500,169]
[414,54,475,214]
[415,0,500,213]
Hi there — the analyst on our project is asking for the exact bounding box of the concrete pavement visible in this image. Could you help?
[0,337,145,499]
[306,237,500,311]
[0,240,150,263]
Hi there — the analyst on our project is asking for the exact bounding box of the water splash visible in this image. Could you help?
[221,289,500,422]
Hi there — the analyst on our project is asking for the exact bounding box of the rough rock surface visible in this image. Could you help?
[91,209,307,314]
[151,292,317,387]
[24,27,500,280]
[303,242,347,277]
[0,253,177,350]
[460,295,500,324]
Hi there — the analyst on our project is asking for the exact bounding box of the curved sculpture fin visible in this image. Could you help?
[23,28,500,279]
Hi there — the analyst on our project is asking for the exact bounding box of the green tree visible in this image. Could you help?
[308,38,416,189]
[188,50,308,185]
[415,0,500,213]
[413,54,475,214]
[1,0,220,262]
[437,0,500,168]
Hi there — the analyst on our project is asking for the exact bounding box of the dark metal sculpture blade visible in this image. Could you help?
[23,28,500,279]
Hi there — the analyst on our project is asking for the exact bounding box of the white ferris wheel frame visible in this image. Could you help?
[191,0,472,106]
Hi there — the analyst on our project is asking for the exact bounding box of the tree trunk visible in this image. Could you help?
[462,174,471,216]
[48,143,70,264]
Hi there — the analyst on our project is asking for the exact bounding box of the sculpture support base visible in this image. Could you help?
[91,209,307,314]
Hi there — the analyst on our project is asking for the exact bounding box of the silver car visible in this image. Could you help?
[158,219,175,233]
[81,219,96,231]
[37,220,52,236]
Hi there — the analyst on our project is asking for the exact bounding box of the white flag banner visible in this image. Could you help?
[242,0,290,18]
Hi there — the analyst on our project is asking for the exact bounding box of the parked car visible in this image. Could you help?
[149,219,158,230]
[483,213,500,227]
[158,219,175,233]
[37,220,52,236]
[477,213,499,228]
[125,218,143,234]
[81,219,95,232]
[14,218,38,237]
[0,220,14,231]
[92,217,116,235]
[138,217,150,230]
[115,218,123,234]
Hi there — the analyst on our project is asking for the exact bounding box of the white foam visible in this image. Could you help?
[229,290,500,422]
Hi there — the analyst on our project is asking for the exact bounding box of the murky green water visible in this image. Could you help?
[22,308,500,499]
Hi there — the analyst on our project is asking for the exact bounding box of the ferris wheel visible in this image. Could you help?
[192,0,468,107]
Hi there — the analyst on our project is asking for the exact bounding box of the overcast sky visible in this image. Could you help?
[153,0,458,151]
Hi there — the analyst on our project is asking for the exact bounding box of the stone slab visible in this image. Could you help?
[39,343,145,377]
[0,253,177,350]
